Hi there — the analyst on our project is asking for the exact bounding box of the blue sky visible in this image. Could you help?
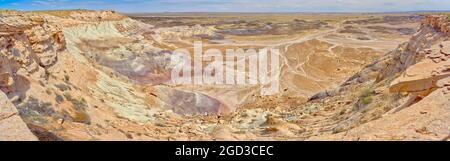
[1,0,450,13]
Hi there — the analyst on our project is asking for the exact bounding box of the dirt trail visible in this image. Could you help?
[265,22,344,92]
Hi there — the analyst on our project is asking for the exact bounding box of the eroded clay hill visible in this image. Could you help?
[0,10,234,140]
[0,10,448,141]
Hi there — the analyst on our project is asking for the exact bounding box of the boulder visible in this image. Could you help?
[0,91,37,141]
[389,43,450,94]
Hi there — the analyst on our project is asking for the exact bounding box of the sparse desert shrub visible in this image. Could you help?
[361,95,373,105]
[66,94,88,110]
[55,94,64,104]
[304,104,320,114]
[16,97,56,124]
[64,75,70,82]
[69,97,90,124]
[62,93,90,124]
[55,83,71,91]
[72,111,91,124]
[18,97,55,116]
[361,107,370,114]
[359,87,375,105]
[70,97,88,110]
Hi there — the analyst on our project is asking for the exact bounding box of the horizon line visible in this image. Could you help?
[2,9,450,15]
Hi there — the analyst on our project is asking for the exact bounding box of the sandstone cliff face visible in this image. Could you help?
[1,12,66,140]
[375,16,448,82]
[388,16,450,96]
[0,11,146,140]
[0,13,65,85]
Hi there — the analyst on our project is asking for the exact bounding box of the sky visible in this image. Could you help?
[1,0,450,13]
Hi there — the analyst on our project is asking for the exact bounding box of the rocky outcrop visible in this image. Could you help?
[386,18,450,99]
[0,13,68,140]
[389,43,450,94]
[0,12,69,140]
[316,42,450,140]
[424,15,450,36]
[308,15,450,140]
[375,21,446,82]
[68,10,126,22]
[0,91,37,141]
[0,13,65,89]
[309,86,449,141]
[0,10,132,140]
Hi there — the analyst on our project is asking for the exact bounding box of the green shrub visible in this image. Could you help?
[361,95,373,105]
[359,87,374,105]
